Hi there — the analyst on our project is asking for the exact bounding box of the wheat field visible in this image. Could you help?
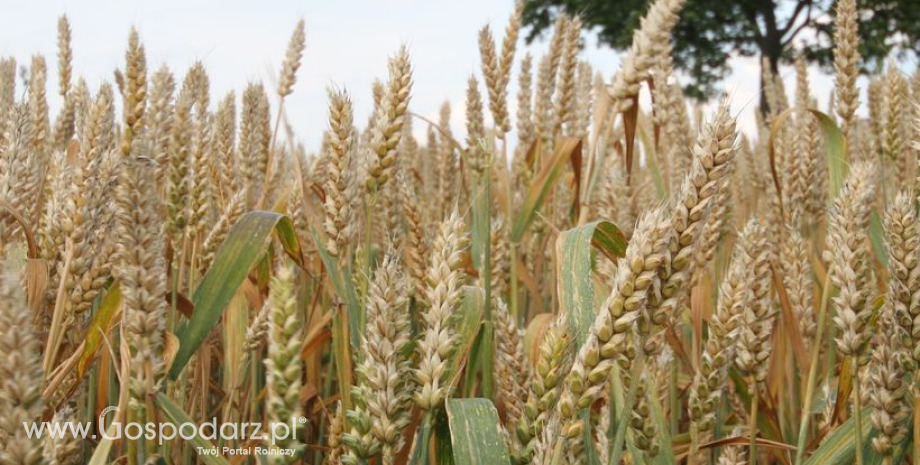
[0,0,919,464]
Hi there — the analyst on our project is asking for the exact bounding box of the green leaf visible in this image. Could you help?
[471,173,491,271]
[555,221,627,347]
[637,114,666,200]
[510,138,582,243]
[169,212,301,379]
[808,109,848,201]
[446,286,486,387]
[446,399,511,465]
[78,281,121,377]
[468,171,495,398]
[803,408,909,465]
[648,377,675,465]
[310,226,361,411]
[86,422,119,465]
[156,393,232,465]
[435,408,456,465]
[869,209,888,268]
[310,227,362,350]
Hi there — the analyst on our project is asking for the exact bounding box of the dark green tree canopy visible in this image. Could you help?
[522,0,920,99]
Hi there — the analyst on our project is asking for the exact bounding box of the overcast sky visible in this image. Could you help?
[0,0,901,152]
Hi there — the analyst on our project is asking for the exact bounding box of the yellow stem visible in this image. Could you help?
[749,380,759,465]
[854,359,864,465]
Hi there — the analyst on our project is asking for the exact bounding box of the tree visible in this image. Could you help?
[522,0,920,100]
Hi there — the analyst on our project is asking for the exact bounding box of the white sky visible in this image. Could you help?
[0,0,902,151]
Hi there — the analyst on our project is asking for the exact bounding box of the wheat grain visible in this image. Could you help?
[45,406,82,465]
[478,25,509,135]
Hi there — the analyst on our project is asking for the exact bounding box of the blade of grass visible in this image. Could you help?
[510,138,582,242]
[157,393,232,465]
[446,399,511,465]
[169,212,301,379]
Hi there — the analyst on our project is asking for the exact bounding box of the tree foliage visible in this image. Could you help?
[522,0,920,99]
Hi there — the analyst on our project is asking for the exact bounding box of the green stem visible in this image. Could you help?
[483,172,492,320]
[794,267,833,465]
[749,380,758,465]
[361,194,374,327]
[913,383,920,465]
[670,358,678,436]
[169,258,179,333]
[510,243,520,320]
[609,350,646,465]
[481,170,494,399]
[409,411,435,465]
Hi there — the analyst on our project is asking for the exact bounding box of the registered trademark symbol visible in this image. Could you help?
[298,417,307,424]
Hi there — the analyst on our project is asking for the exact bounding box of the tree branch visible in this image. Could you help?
[780,0,812,40]
[779,0,809,36]
[781,2,814,47]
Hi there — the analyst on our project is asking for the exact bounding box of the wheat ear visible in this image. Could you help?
[868,308,910,457]
[829,161,877,359]
[833,0,860,143]
[277,19,306,98]
[513,317,572,464]
[353,251,413,465]
[886,192,920,363]
[366,47,412,192]
[650,101,738,328]
[414,210,469,410]
[555,207,670,441]
[689,242,752,445]
[115,152,168,460]
[608,0,686,112]
[324,89,356,257]
[122,27,147,155]
[263,264,305,464]
[0,263,45,465]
